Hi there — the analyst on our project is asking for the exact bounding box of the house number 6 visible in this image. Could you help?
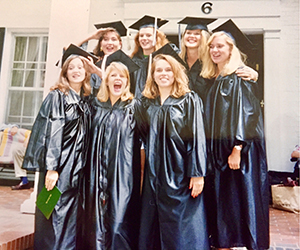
[201,2,213,14]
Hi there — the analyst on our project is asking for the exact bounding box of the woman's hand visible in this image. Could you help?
[189,176,204,198]
[228,146,242,170]
[91,28,107,40]
[235,66,258,82]
[80,56,103,78]
[45,170,59,191]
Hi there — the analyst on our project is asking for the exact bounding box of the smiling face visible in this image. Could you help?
[209,34,231,70]
[107,68,128,102]
[153,59,174,92]
[66,57,85,87]
[100,31,122,56]
[138,27,155,54]
[184,29,202,49]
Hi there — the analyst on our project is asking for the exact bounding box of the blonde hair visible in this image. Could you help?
[130,28,169,58]
[143,54,190,99]
[94,28,122,60]
[179,29,211,63]
[56,55,91,96]
[201,31,246,79]
[97,62,133,102]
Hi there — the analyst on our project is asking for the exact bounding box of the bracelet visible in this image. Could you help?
[234,145,242,151]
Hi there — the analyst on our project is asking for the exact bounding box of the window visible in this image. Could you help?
[6,34,48,129]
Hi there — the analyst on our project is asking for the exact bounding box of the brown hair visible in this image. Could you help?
[93,28,122,60]
[56,55,91,96]
[143,54,190,99]
[130,28,169,58]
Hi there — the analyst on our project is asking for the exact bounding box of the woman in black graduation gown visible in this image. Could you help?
[201,20,269,250]
[137,54,209,250]
[129,15,171,98]
[83,52,141,250]
[177,17,259,101]
[22,52,92,250]
[75,21,126,96]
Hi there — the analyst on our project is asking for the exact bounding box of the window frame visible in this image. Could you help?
[1,30,48,129]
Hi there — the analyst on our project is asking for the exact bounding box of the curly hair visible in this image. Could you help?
[130,28,169,58]
[201,31,246,79]
[97,62,133,102]
[143,54,190,99]
[56,55,91,96]
[93,28,122,60]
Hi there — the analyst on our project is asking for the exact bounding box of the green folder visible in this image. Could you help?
[36,186,62,220]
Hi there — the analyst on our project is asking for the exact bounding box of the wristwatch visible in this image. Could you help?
[234,145,242,151]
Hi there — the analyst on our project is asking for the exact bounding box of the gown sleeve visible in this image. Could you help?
[185,92,207,178]
[22,90,65,172]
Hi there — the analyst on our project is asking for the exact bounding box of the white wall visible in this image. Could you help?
[0,0,51,125]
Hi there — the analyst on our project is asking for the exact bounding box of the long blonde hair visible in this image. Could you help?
[130,28,169,58]
[143,54,190,99]
[97,62,133,102]
[179,29,211,63]
[201,31,246,79]
[57,55,91,96]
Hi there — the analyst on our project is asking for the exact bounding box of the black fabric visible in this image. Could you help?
[130,43,181,99]
[204,73,269,249]
[130,50,149,99]
[23,89,91,250]
[0,28,5,72]
[187,59,214,103]
[136,92,209,250]
[84,97,141,250]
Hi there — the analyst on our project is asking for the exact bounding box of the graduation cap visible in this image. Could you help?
[94,21,127,37]
[95,49,140,74]
[61,43,99,67]
[128,15,168,30]
[178,16,217,31]
[151,43,187,69]
[212,19,253,53]
[177,17,217,51]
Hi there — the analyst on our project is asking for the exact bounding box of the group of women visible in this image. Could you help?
[22,14,269,250]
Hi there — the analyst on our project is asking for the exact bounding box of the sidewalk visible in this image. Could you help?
[0,185,299,250]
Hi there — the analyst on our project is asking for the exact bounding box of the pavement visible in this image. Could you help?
[0,185,299,250]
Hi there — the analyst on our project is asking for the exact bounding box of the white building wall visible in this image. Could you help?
[0,0,298,172]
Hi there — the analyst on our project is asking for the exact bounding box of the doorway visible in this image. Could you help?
[166,33,265,113]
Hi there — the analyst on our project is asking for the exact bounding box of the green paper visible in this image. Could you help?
[36,186,61,220]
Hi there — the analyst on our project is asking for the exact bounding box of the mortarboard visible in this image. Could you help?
[128,15,168,30]
[212,19,254,53]
[178,16,217,31]
[177,17,217,51]
[94,21,127,37]
[95,49,140,74]
[151,43,187,69]
[61,43,98,67]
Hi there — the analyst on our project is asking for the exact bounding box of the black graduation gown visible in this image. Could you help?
[131,50,149,99]
[137,92,209,250]
[23,89,91,250]
[84,98,141,250]
[204,73,269,249]
[186,59,213,103]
